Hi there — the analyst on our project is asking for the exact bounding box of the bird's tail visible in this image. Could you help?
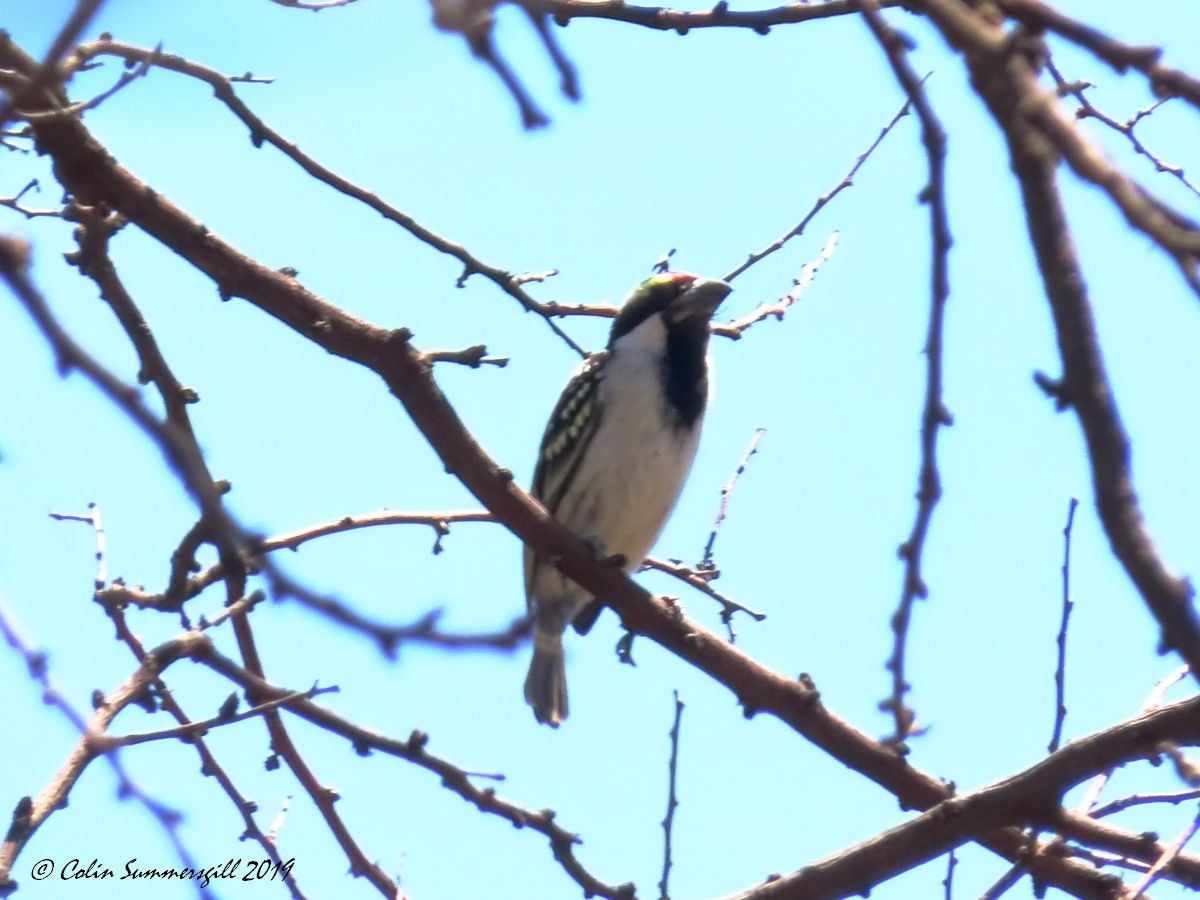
[525,628,568,727]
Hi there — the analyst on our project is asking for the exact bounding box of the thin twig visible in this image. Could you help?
[266,796,293,844]
[994,0,1200,112]
[197,646,637,899]
[713,233,838,340]
[1076,664,1191,813]
[942,849,957,900]
[1,231,395,896]
[658,691,684,900]
[423,344,510,368]
[1130,803,1200,898]
[859,8,953,749]
[0,178,60,218]
[95,589,306,899]
[48,501,107,588]
[723,97,909,283]
[1049,497,1079,753]
[102,686,336,749]
[537,0,904,33]
[644,558,768,640]
[0,0,106,130]
[699,428,767,572]
[17,43,159,122]
[1049,808,1200,887]
[1045,58,1200,200]
[0,605,204,891]
[1093,788,1200,820]
[977,864,1025,900]
[915,0,1200,693]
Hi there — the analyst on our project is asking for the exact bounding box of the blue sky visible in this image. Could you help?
[3,1,1200,898]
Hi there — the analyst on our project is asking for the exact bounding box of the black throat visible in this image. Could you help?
[663,317,710,429]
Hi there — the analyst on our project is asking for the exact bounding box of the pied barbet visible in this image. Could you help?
[524,272,732,726]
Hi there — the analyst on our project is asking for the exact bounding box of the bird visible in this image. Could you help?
[523,272,732,726]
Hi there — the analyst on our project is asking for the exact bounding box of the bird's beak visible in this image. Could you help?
[672,278,732,322]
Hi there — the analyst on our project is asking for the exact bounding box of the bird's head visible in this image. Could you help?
[608,272,732,348]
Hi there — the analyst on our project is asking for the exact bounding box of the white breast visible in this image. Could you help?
[554,333,705,570]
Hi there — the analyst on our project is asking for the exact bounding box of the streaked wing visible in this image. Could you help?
[525,352,606,601]
[531,351,606,511]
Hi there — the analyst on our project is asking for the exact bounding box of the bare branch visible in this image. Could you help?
[859,7,953,749]
[1093,788,1200,820]
[1050,497,1079,753]
[423,344,511,368]
[0,178,60,219]
[0,0,105,130]
[912,0,1200,702]
[995,0,1200,111]
[94,589,307,900]
[658,691,684,900]
[197,645,636,899]
[48,501,108,588]
[942,850,957,900]
[1076,664,1191,813]
[63,38,587,355]
[1046,59,1200,200]
[0,609,208,890]
[103,687,334,749]
[728,691,1200,899]
[535,0,903,34]
[1049,810,1200,891]
[17,43,159,122]
[0,30,1150,896]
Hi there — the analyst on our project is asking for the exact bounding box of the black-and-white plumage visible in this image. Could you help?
[524,272,732,726]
